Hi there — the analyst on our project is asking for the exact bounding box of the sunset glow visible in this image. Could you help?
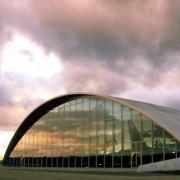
[1,33,62,79]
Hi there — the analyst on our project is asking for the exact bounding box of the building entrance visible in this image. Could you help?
[131,141,142,167]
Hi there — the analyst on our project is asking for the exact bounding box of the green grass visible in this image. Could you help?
[0,167,180,180]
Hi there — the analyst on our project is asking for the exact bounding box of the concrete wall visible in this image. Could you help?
[137,158,180,172]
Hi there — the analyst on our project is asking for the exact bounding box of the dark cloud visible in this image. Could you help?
[0,0,180,116]
[1,0,180,65]
[11,0,179,91]
[23,0,171,61]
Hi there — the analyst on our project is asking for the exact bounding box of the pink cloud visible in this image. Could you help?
[1,0,180,133]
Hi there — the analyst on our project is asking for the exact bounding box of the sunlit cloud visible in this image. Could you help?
[1,32,63,79]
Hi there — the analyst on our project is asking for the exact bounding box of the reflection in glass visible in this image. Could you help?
[153,122,163,162]
[8,96,180,168]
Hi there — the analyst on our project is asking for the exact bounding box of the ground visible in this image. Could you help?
[0,167,180,180]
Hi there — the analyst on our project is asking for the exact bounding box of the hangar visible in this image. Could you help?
[3,93,180,169]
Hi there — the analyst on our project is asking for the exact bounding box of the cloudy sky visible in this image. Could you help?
[1,0,180,159]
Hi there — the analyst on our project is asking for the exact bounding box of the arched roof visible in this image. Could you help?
[3,93,180,163]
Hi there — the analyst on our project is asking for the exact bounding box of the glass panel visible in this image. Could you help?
[164,131,176,160]
[50,108,60,167]
[131,110,142,167]
[76,98,82,167]
[82,97,90,167]
[97,99,104,168]
[63,104,69,167]
[153,122,163,162]
[142,116,152,164]
[113,103,122,168]
[121,105,131,168]
[43,113,51,167]
[105,100,113,167]
[69,100,76,167]
[89,98,97,167]
[58,104,64,167]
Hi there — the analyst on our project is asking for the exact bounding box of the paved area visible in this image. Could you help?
[0,167,180,180]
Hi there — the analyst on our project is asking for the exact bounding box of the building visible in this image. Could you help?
[3,93,180,169]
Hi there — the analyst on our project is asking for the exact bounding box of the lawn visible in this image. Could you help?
[0,167,180,180]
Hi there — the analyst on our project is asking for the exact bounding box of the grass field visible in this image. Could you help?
[1,167,180,180]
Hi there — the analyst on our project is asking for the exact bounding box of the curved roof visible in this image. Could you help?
[3,93,180,163]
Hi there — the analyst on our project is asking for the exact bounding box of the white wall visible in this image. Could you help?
[137,158,180,172]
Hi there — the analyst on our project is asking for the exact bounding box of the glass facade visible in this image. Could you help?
[7,96,180,168]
